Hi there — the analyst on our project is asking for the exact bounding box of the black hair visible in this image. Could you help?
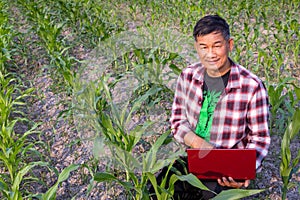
[193,15,230,41]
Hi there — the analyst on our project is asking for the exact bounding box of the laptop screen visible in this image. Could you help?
[186,149,256,180]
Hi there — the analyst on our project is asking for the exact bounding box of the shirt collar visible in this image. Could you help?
[192,63,205,81]
[192,59,242,89]
[227,61,242,90]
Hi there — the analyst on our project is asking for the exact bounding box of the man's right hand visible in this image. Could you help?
[183,132,214,149]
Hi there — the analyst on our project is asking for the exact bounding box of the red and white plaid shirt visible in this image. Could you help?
[170,61,270,169]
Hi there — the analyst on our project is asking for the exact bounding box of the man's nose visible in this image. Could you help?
[206,47,216,57]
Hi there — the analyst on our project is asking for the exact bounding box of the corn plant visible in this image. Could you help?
[280,108,300,199]
[93,132,185,199]
[36,164,79,200]
[74,75,180,199]
[0,0,12,74]
[147,155,265,200]
[17,0,76,87]
[147,163,211,200]
[268,78,300,135]
[0,71,47,199]
[113,47,184,116]
[54,0,124,45]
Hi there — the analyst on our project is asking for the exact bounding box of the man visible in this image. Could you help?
[169,14,270,199]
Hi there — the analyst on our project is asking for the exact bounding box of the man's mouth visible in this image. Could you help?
[207,60,219,64]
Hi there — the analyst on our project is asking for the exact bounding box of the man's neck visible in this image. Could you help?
[206,59,232,77]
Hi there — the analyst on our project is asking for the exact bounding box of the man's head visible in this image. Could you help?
[193,15,233,77]
[193,15,230,41]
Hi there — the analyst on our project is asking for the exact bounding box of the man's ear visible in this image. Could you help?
[194,42,200,53]
[194,42,197,50]
[228,38,234,52]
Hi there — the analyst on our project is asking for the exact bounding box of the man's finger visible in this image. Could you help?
[217,178,224,186]
[244,180,250,188]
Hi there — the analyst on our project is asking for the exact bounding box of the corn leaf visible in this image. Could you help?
[147,172,161,199]
[175,173,211,192]
[287,109,300,139]
[212,189,265,200]
[93,172,133,190]
[12,161,48,197]
[42,164,79,200]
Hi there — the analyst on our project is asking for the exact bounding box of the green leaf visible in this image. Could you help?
[144,132,170,172]
[287,109,300,139]
[211,189,265,200]
[42,164,79,200]
[128,121,153,149]
[292,150,300,169]
[94,172,118,182]
[0,177,9,192]
[292,84,300,100]
[169,64,181,75]
[113,144,141,171]
[146,172,161,199]
[280,109,300,177]
[93,172,133,190]
[126,86,162,124]
[175,173,211,192]
[12,161,48,197]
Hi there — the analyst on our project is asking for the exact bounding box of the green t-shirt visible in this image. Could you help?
[195,70,230,141]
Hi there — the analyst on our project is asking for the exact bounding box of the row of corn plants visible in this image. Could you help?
[0,0,81,199]
[0,2,43,199]
[280,108,300,199]
[16,0,77,88]
[268,78,300,199]
[54,0,125,45]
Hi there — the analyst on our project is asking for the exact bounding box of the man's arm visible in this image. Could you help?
[170,73,192,144]
[246,81,271,170]
[170,72,214,148]
[184,131,213,149]
[218,81,270,189]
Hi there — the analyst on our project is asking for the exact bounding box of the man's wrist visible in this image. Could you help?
[184,131,197,147]
[183,131,215,149]
[191,135,202,148]
[183,132,204,148]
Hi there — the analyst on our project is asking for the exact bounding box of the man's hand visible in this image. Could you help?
[183,132,213,149]
[217,177,250,188]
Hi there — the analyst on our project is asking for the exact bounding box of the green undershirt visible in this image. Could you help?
[194,70,230,142]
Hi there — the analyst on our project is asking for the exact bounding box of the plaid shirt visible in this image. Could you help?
[170,61,270,169]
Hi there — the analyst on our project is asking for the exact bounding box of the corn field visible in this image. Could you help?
[0,0,299,199]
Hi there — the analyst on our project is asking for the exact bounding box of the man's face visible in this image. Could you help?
[195,31,233,76]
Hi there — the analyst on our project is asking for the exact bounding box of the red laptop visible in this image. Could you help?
[187,149,256,180]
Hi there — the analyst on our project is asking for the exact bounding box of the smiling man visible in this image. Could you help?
[169,15,271,199]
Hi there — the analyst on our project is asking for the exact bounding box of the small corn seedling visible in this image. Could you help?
[280,108,300,200]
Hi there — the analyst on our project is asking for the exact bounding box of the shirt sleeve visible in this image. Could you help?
[246,81,271,169]
[169,73,193,144]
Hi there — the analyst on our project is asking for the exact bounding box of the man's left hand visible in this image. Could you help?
[217,177,250,188]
